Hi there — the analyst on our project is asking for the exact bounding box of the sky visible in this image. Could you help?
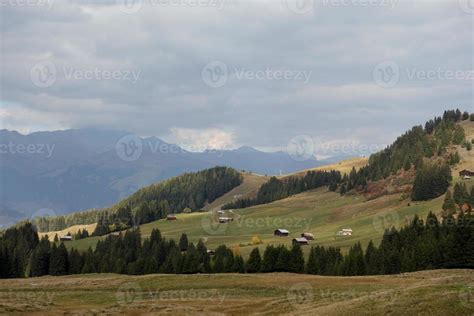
[0,0,473,158]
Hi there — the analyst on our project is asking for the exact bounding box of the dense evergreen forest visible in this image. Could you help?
[33,167,242,232]
[340,109,469,200]
[226,109,471,210]
[0,212,472,278]
[222,170,341,210]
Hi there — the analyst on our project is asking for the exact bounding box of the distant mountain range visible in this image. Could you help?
[0,128,352,225]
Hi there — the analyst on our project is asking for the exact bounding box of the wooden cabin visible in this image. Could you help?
[292,237,309,245]
[301,232,314,240]
[60,235,73,242]
[274,229,289,237]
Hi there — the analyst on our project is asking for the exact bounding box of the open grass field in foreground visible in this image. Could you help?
[0,269,472,315]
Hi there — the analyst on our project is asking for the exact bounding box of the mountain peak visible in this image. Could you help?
[234,146,259,153]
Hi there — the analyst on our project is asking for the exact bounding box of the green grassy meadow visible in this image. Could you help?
[64,186,447,258]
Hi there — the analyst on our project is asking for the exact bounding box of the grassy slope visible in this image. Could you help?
[38,223,97,242]
[52,121,474,256]
[202,172,269,212]
[64,187,445,258]
[453,120,474,179]
[287,157,368,177]
[0,270,472,315]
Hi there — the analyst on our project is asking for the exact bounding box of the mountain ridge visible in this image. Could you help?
[0,128,328,224]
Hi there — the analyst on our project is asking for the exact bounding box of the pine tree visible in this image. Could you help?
[442,190,457,215]
[306,246,318,275]
[233,255,245,273]
[289,244,305,273]
[81,248,96,274]
[365,241,381,275]
[246,248,262,273]
[29,237,51,277]
[179,233,189,252]
[49,243,68,276]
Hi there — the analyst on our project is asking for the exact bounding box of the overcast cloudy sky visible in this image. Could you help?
[0,0,473,157]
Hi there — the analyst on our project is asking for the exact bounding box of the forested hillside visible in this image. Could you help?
[32,167,242,232]
[225,110,472,211]
[223,170,341,209]
[1,212,472,278]
[340,109,471,200]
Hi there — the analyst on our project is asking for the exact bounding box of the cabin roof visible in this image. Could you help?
[293,237,308,242]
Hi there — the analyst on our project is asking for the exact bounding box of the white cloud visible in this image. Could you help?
[166,128,236,151]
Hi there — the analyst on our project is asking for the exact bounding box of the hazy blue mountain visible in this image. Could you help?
[0,128,327,225]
